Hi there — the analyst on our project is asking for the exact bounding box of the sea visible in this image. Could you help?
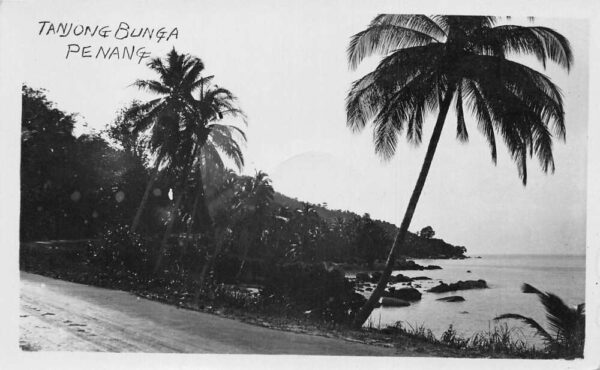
[363,254,586,348]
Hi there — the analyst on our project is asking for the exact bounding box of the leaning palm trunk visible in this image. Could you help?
[131,160,161,234]
[352,88,455,328]
[234,228,253,281]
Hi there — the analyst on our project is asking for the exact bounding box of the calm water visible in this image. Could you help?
[363,254,585,347]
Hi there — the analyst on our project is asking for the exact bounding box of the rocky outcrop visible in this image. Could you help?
[384,287,422,301]
[436,295,465,302]
[355,271,413,284]
[428,280,488,293]
[381,297,410,307]
[390,273,412,283]
[395,260,442,271]
[411,276,431,281]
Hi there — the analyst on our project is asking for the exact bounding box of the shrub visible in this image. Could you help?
[86,224,154,277]
[262,262,363,323]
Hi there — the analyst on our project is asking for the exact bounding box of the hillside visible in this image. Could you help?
[272,192,467,259]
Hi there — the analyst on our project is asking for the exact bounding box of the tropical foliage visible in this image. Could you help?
[20,84,458,278]
[495,283,585,358]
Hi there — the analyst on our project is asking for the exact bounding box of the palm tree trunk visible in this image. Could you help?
[194,189,216,286]
[193,170,213,235]
[235,230,252,281]
[183,171,203,257]
[131,160,160,234]
[154,186,185,272]
[191,166,220,304]
[351,87,456,329]
[154,146,198,272]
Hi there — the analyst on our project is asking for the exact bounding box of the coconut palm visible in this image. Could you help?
[230,171,275,279]
[346,15,572,328]
[495,283,585,357]
[129,48,246,271]
[129,49,208,233]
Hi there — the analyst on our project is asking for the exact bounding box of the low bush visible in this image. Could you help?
[86,224,154,277]
[262,262,363,324]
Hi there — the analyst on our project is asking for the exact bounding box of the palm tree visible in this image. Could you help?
[129,49,207,233]
[129,48,246,271]
[230,171,275,280]
[495,283,585,357]
[346,15,572,328]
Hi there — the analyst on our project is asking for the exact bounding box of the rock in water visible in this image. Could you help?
[428,279,488,293]
[384,287,422,301]
[390,274,412,283]
[381,297,410,307]
[437,296,465,302]
[412,276,432,280]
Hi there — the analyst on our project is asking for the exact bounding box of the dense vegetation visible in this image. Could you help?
[20,84,466,263]
[20,78,464,324]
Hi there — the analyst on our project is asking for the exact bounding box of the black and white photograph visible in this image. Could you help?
[0,0,598,368]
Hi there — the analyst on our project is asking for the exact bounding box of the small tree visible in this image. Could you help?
[419,226,435,239]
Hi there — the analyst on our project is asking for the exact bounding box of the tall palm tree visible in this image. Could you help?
[495,283,585,357]
[346,15,572,328]
[129,49,246,271]
[129,49,207,233]
[230,171,275,280]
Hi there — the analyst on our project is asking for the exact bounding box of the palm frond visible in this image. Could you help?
[208,127,245,170]
[455,81,468,142]
[347,44,444,135]
[407,97,424,144]
[147,58,169,83]
[131,100,168,134]
[182,59,206,90]
[191,75,215,93]
[199,142,225,171]
[462,80,497,163]
[494,313,554,344]
[348,14,443,69]
[519,283,585,353]
[372,72,440,159]
[131,80,171,95]
[458,54,565,139]
[472,25,573,71]
[431,15,498,36]
[210,123,247,143]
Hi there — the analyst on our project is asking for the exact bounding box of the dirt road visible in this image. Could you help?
[19,272,396,355]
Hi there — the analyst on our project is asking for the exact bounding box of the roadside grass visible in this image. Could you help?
[366,320,552,359]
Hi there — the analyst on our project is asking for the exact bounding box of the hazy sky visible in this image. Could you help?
[10,1,589,255]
